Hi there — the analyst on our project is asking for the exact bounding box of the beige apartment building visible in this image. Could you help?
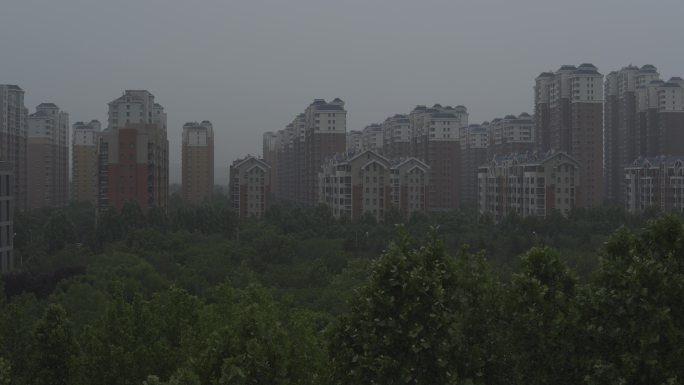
[182,121,214,204]
[27,103,69,209]
[478,151,580,221]
[71,120,101,204]
[229,156,271,218]
[318,150,429,221]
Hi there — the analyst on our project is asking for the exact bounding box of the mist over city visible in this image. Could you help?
[2,1,684,384]
[2,0,683,182]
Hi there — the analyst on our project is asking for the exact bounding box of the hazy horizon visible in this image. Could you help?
[3,0,684,183]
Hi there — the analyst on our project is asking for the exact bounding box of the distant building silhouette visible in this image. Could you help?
[0,85,27,211]
[27,103,69,209]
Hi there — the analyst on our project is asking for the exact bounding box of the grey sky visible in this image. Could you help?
[2,0,684,183]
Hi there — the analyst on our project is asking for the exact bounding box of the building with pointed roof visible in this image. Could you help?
[318,150,429,221]
[229,155,271,218]
[625,155,684,213]
[478,151,580,221]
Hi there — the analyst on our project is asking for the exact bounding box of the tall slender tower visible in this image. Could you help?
[27,103,69,209]
[72,120,101,204]
[99,90,168,211]
[182,121,214,204]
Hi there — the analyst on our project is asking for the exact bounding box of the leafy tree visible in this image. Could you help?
[0,357,10,385]
[583,215,684,385]
[196,284,326,385]
[505,247,583,385]
[29,304,79,385]
[43,210,77,254]
[330,228,464,385]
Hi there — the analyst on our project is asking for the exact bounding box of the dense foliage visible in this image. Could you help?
[1,194,682,384]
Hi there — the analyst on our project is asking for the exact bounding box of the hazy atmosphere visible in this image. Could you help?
[2,0,684,183]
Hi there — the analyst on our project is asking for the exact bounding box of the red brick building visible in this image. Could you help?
[99,124,168,211]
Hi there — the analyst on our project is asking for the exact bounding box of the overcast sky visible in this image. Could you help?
[2,0,684,183]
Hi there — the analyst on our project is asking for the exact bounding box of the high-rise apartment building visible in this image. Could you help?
[478,151,580,221]
[263,99,346,206]
[346,130,363,153]
[652,78,684,156]
[381,114,411,159]
[604,65,661,203]
[604,65,684,205]
[229,156,271,218]
[0,162,14,274]
[487,113,535,158]
[182,121,214,204]
[99,91,168,211]
[535,64,604,207]
[0,85,27,211]
[303,98,347,206]
[71,120,101,204]
[410,104,468,210]
[27,103,69,209]
[318,150,429,221]
[361,124,383,152]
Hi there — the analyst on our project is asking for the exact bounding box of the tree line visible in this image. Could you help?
[1,194,681,384]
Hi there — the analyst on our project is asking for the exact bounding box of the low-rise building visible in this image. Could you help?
[625,156,684,213]
[229,156,271,218]
[319,150,429,221]
[478,151,580,221]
